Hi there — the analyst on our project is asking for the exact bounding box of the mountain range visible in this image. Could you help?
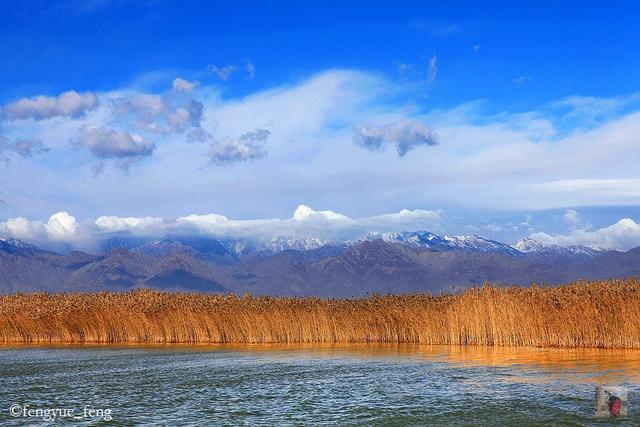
[1,232,638,297]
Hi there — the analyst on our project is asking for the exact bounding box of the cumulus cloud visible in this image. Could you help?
[45,212,77,240]
[1,91,98,121]
[353,120,438,156]
[1,212,80,243]
[529,218,640,251]
[77,126,155,159]
[1,205,443,249]
[208,128,270,165]
[0,217,44,240]
[292,205,352,222]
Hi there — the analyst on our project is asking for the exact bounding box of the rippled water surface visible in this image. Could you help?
[1,344,639,425]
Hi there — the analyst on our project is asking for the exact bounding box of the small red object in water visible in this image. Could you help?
[609,396,622,416]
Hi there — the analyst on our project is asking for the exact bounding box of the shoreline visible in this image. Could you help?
[3,342,640,352]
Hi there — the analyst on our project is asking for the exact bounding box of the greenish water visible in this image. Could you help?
[1,344,639,425]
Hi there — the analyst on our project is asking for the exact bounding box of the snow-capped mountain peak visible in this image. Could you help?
[512,237,606,256]
[256,236,330,253]
[0,237,36,249]
[366,231,521,255]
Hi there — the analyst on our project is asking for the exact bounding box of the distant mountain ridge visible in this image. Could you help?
[1,232,637,297]
[99,231,606,259]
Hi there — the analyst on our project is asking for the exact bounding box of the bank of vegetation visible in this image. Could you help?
[1,279,638,348]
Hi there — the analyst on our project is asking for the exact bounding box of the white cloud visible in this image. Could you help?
[45,212,77,240]
[1,212,88,246]
[208,64,237,81]
[1,204,443,249]
[563,209,580,229]
[394,62,414,81]
[353,120,438,156]
[520,215,533,228]
[1,91,98,121]
[175,205,357,239]
[483,223,504,233]
[172,77,199,92]
[94,216,164,233]
[243,60,256,79]
[292,204,351,222]
[173,205,441,240]
[530,218,640,251]
[536,179,640,196]
[362,209,442,228]
[1,69,640,223]
[550,94,640,124]
[427,54,437,86]
[2,217,44,240]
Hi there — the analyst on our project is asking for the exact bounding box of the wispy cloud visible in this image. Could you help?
[0,136,49,163]
[243,60,256,79]
[410,21,462,37]
[6,139,49,158]
[112,82,204,136]
[563,209,581,229]
[427,54,438,87]
[172,77,198,92]
[535,179,640,197]
[393,61,416,81]
[208,128,270,165]
[208,64,237,81]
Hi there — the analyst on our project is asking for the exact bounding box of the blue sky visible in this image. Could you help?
[1,0,639,251]
[1,1,637,106]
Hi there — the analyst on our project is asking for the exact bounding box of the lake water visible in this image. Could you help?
[1,344,639,425]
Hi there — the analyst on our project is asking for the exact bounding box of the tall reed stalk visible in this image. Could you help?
[1,279,639,348]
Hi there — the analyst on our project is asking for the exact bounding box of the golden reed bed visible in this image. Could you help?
[1,279,639,348]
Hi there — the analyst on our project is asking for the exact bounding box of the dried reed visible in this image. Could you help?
[1,279,639,348]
